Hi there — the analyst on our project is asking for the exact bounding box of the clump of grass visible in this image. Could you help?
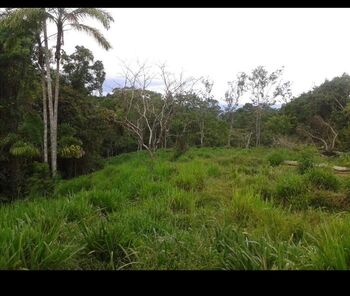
[267,152,285,167]
[168,190,195,214]
[308,190,350,211]
[311,219,350,269]
[171,137,188,161]
[173,162,205,192]
[81,221,137,270]
[342,178,350,197]
[55,175,92,196]
[87,189,127,215]
[207,164,221,177]
[274,174,308,209]
[298,152,314,174]
[214,226,307,270]
[275,174,306,199]
[306,168,340,191]
[0,224,82,269]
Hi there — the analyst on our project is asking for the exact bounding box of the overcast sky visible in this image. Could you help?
[52,8,350,102]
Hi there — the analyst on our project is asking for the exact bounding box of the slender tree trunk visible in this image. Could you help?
[36,32,48,163]
[41,73,48,163]
[246,132,252,148]
[200,121,204,147]
[255,107,261,147]
[227,112,234,147]
[51,22,63,176]
[43,17,55,174]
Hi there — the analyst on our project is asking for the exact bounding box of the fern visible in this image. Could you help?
[9,141,40,158]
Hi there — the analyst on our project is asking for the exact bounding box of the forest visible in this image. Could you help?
[1,8,350,270]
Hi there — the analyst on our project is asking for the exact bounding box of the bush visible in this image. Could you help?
[298,152,314,174]
[81,221,136,269]
[306,168,340,191]
[207,164,221,177]
[26,162,55,198]
[171,136,188,161]
[308,190,350,211]
[267,152,285,167]
[274,174,307,208]
[55,175,92,196]
[275,175,305,199]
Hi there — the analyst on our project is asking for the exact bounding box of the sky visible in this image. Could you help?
[48,8,350,103]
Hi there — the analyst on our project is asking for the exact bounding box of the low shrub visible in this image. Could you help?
[275,174,305,199]
[267,152,285,167]
[306,168,340,191]
[308,190,350,211]
[26,162,56,198]
[298,151,314,174]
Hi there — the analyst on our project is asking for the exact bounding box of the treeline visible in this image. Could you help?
[1,8,350,201]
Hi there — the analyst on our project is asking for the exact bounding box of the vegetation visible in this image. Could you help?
[0,148,349,269]
[1,7,350,270]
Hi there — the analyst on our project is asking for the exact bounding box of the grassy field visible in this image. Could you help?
[1,146,350,270]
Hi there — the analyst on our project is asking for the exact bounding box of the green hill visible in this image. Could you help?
[1,147,350,270]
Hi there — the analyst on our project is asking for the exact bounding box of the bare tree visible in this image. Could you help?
[117,61,197,159]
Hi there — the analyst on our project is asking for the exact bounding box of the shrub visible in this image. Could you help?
[55,175,92,196]
[275,174,305,199]
[171,136,188,161]
[81,221,136,269]
[274,174,308,209]
[308,190,350,211]
[343,178,350,194]
[306,168,340,191]
[26,162,55,198]
[267,152,285,167]
[207,164,221,177]
[214,226,304,270]
[298,153,314,174]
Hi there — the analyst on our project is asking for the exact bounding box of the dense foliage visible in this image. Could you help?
[0,9,349,202]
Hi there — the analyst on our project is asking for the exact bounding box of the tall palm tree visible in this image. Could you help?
[2,8,114,176]
[44,8,114,176]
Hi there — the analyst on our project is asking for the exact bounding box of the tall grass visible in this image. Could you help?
[0,147,349,269]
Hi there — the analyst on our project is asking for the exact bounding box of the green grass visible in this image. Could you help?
[1,147,350,269]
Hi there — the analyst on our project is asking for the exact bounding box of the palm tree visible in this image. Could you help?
[2,8,114,176]
[44,8,114,176]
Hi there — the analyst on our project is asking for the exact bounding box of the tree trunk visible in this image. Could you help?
[51,22,63,176]
[36,32,48,163]
[41,72,48,163]
[255,107,261,147]
[246,132,252,149]
[227,112,234,147]
[200,121,204,147]
[43,17,55,174]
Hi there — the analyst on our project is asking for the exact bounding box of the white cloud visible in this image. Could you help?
[47,8,350,102]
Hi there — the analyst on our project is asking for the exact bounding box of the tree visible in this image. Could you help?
[117,61,197,158]
[225,72,247,146]
[44,8,113,176]
[62,46,106,96]
[3,8,115,176]
[298,115,339,153]
[245,66,292,146]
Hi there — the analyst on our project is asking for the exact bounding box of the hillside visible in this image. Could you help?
[1,147,350,269]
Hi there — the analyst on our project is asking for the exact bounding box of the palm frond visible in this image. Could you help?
[65,8,114,29]
[69,23,112,50]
